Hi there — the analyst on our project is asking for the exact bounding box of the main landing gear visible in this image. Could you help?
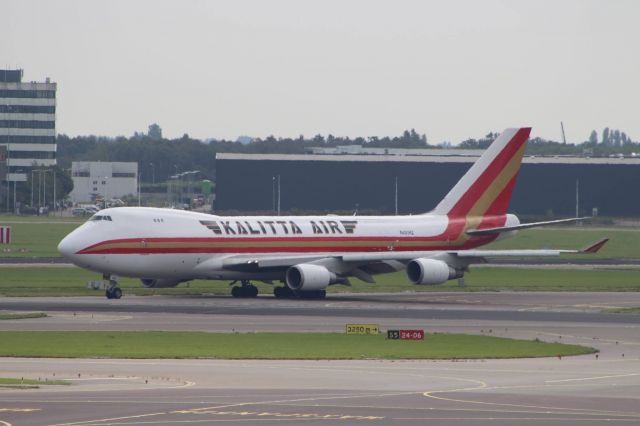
[104,274,122,299]
[230,280,258,298]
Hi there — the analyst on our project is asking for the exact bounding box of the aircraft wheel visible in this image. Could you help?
[298,290,326,300]
[274,286,296,299]
[112,287,123,299]
[105,289,113,299]
[248,285,258,298]
[232,284,259,298]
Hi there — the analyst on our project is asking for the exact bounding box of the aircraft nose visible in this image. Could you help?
[58,233,80,259]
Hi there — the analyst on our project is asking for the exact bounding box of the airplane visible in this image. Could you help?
[58,127,608,300]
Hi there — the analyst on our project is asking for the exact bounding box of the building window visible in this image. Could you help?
[0,120,56,129]
[0,135,55,144]
[0,89,56,98]
[0,105,55,114]
[112,172,135,178]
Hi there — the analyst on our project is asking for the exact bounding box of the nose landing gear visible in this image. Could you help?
[104,274,122,299]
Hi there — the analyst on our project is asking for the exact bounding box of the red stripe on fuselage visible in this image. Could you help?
[77,234,498,255]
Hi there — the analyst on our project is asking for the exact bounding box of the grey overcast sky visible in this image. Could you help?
[4,0,639,144]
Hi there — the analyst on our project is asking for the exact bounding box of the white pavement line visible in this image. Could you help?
[423,382,640,418]
[535,330,640,346]
[183,390,416,412]
[49,412,167,426]
[545,373,640,383]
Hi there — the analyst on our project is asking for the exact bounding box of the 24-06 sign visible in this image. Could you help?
[387,329,424,340]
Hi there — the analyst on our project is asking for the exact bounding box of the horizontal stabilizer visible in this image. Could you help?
[579,238,609,254]
[466,217,590,236]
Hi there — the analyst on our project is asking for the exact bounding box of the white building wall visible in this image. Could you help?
[0,76,57,182]
[70,162,138,204]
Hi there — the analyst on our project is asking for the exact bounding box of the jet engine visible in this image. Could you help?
[285,264,337,291]
[140,278,182,288]
[406,258,462,285]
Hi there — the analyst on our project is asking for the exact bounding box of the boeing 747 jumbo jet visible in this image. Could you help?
[58,128,608,299]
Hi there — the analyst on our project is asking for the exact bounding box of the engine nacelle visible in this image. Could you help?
[406,258,462,285]
[140,278,182,288]
[285,264,336,291]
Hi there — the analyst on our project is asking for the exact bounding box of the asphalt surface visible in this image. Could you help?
[1,292,639,425]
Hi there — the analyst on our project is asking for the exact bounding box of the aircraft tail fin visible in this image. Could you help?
[431,127,531,218]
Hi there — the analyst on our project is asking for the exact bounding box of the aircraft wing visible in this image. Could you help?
[466,217,590,236]
[212,238,609,272]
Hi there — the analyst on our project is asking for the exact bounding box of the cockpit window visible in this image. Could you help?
[90,215,112,222]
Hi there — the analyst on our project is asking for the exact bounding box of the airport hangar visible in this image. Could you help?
[215,152,640,217]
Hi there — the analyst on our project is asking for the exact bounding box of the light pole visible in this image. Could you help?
[395,176,398,215]
[149,163,155,184]
[30,170,34,207]
[53,169,56,214]
[103,176,108,209]
[277,174,281,216]
[43,169,47,210]
[272,176,276,213]
[138,172,141,206]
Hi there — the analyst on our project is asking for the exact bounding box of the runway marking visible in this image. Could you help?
[48,392,396,425]
[0,421,12,426]
[545,373,640,383]
[185,390,417,412]
[50,412,168,426]
[535,330,640,346]
[423,382,640,418]
[173,408,383,420]
[0,409,39,412]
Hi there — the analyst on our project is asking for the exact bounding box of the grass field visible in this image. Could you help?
[0,266,638,296]
[0,312,47,320]
[0,377,69,386]
[0,215,81,257]
[486,227,640,260]
[0,331,594,359]
[0,213,637,260]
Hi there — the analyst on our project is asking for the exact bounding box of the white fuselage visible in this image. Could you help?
[58,207,507,281]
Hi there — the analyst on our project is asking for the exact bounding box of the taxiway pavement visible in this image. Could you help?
[1,292,639,425]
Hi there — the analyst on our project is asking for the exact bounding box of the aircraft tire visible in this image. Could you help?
[274,286,291,299]
[232,285,258,298]
[248,285,258,298]
[298,290,326,300]
[112,287,123,299]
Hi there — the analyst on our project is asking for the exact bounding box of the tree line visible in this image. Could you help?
[56,126,638,185]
